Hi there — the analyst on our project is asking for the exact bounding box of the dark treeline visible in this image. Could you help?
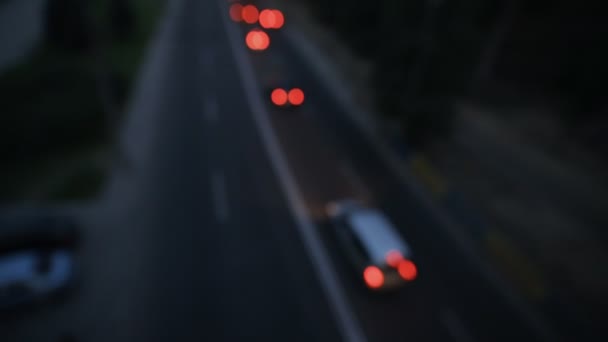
[299,0,607,150]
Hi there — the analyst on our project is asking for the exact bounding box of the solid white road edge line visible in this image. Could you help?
[217,3,367,342]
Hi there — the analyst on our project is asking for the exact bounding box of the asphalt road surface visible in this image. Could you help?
[1,0,582,341]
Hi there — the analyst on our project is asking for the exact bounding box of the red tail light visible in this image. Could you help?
[385,249,404,268]
[242,5,259,24]
[259,9,276,29]
[288,88,305,106]
[229,4,243,22]
[363,266,384,289]
[398,259,418,281]
[245,30,270,51]
[271,88,288,106]
[271,9,285,29]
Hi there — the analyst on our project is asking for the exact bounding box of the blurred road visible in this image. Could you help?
[0,0,578,341]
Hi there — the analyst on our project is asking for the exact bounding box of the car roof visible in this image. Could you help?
[346,209,411,265]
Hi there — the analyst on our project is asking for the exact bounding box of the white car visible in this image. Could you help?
[327,200,417,291]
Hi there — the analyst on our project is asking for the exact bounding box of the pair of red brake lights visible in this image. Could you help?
[271,88,304,107]
[230,4,284,29]
[363,250,418,289]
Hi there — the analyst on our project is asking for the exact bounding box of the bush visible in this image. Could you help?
[109,0,136,41]
[0,50,105,164]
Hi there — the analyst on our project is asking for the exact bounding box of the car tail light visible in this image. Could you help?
[288,88,305,106]
[245,30,270,51]
[385,249,404,268]
[259,9,277,29]
[272,10,285,29]
[241,5,259,24]
[229,4,243,22]
[398,259,418,281]
[271,88,288,106]
[363,266,384,289]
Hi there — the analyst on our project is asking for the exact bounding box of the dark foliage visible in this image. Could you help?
[44,0,93,52]
[300,0,607,146]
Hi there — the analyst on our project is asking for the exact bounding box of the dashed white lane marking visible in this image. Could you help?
[201,50,216,77]
[204,95,219,123]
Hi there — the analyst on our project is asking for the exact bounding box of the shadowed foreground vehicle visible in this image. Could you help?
[327,199,418,291]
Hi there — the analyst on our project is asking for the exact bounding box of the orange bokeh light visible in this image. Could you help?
[259,9,276,29]
[385,250,404,268]
[288,88,304,105]
[398,260,418,281]
[245,30,270,51]
[272,10,285,29]
[363,266,384,289]
[229,3,243,22]
[258,9,284,29]
[242,5,259,24]
[271,88,288,106]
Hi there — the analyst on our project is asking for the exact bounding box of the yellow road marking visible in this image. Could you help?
[410,155,447,196]
[485,230,546,300]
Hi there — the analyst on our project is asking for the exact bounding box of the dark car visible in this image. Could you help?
[327,200,418,291]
